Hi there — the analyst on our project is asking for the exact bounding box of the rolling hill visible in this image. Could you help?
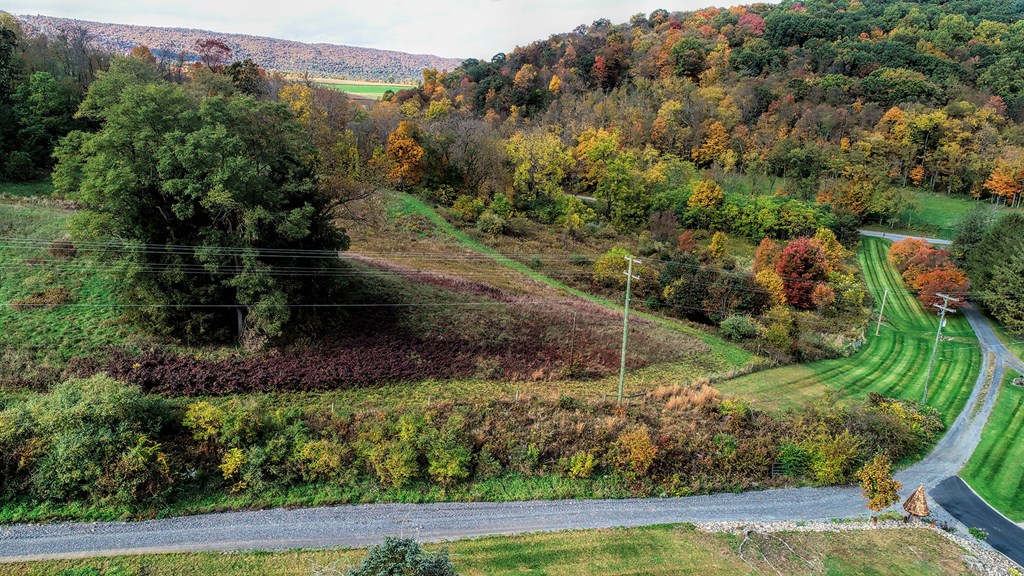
[15,14,464,82]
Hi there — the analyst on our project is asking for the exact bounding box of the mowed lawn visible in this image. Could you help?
[961,372,1024,521]
[864,188,1021,240]
[0,524,978,576]
[316,81,413,98]
[720,237,980,426]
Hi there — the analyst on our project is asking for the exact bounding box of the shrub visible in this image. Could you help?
[98,435,172,504]
[183,401,226,442]
[452,195,484,222]
[968,527,988,541]
[615,427,657,478]
[566,451,597,479]
[593,247,631,287]
[476,210,506,234]
[802,430,862,485]
[296,439,347,482]
[720,315,759,341]
[27,375,172,503]
[718,398,751,420]
[779,442,811,476]
[474,446,502,479]
[220,447,246,489]
[425,417,472,486]
[348,537,458,576]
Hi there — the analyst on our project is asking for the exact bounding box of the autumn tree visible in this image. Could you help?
[52,57,346,344]
[386,120,426,188]
[753,237,781,274]
[692,121,730,166]
[506,130,571,220]
[856,454,902,525]
[193,38,233,72]
[776,237,827,309]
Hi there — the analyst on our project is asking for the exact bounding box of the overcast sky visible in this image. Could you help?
[11,0,741,58]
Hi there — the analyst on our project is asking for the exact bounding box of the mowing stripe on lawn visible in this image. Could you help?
[719,237,980,426]
[962,373,1024,521]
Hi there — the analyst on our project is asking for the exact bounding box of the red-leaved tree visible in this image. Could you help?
[776,237,827,309]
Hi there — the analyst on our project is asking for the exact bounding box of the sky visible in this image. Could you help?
[10,0,742,59]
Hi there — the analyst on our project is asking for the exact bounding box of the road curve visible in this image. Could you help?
[858,229,952,245]
[933,477,1024,566]
[0,234,1018,564]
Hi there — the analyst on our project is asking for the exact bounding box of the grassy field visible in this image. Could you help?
[0,180,53,197]
[0,201,130,372]
[720,237,980,426]
[961,371,1024,521]
[386,192,753,368]
[989,315,1024,361]
[0,524,979,575]
[862,188,1021,240]
[316,81,414,98]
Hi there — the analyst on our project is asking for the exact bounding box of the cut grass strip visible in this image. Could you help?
[0,524,977,575]
[387,192,753,368]
[961,371,1024,521]
[719,237,980,426]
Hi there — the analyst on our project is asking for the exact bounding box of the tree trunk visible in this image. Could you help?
[236,307,245,343]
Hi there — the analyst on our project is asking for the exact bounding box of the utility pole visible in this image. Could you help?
[923,292,959,405]
[875,288,889,337]
[618,255,641,406]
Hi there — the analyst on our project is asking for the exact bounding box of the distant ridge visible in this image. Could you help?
[16,14,464,83]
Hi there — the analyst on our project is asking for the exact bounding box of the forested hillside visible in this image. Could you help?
[16,14,464,82]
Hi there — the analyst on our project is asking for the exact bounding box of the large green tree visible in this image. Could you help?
[54,57,347,344]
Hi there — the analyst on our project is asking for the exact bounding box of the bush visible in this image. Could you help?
[615,427,657,478]
[718,398,751,419]
[349,537,458,576]
[476,210,506,234]
[779,442,811,476]
[452,195,484,222]
[566,451,597,479]
[593,247,631,287]
[26,375,173,503]
[802,430,862,485]
[968,527,988,541]
[720,315,759,341]
[296,439,348,482]
[425,416,472,486]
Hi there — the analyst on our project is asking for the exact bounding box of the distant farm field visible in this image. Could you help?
[719,237,980,426]
[961,371,1024,521]
[316,81,414,98]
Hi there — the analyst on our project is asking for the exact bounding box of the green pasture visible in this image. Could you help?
[961,371,1024,521]
[720,237,980,426]
[0,524,976,576]
[316,82,413,97]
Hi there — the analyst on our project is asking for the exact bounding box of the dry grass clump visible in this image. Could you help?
[657,378,722,413]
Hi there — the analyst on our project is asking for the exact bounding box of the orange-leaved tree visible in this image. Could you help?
[856,454,902,525]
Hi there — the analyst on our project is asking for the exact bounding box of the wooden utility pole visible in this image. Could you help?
[923,293,959,405]
[618,256,641,406]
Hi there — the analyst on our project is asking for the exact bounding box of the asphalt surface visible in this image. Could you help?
[932,477,1024,566]
[858,229,952,245]
[0,233,1020,564]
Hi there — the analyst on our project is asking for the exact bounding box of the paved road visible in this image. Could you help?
[933,477,1024,566]
[859,229,952,245]
[0,233,1019,564]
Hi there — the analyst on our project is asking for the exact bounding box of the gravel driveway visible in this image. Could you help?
[1,235,1020,564]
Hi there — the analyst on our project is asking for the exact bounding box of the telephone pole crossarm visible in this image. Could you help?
[922,292,959,405]
[618,256,641,406]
